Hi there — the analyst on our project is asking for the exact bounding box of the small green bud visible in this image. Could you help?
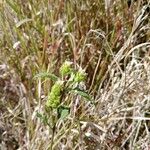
[74,68,86,82]
[46,80,64,108]
[60,61,73,76]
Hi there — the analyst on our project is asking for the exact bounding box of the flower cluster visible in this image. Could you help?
[46,80,64,108]
[59,61,73,76]
[46,61,87,109]
[74,67,86,83]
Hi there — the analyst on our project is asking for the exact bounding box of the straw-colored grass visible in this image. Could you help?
[0,0,150,149]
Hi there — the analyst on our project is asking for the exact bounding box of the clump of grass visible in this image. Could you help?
[0,0,150,149]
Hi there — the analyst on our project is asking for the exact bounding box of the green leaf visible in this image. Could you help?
[57,106,70,119]
[36,112,43,118]
[60,108,70,119]
[71,88,91,101]
[36,112,49,125]
[34,72,58,81]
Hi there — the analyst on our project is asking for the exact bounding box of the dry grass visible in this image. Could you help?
[0,0,150,149]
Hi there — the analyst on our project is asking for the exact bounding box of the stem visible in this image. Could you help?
[78,119,84,150]
[50,124,56,150]
[47,110,56,150]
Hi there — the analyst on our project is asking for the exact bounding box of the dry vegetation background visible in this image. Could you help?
[0,0,150,149]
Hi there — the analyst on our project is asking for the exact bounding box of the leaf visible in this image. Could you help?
[34,72,58,81]
[60,108,70,119]
[57,106,70,119]
[36,112,48,125]
[71,88,91,101]
[36,112,43,118]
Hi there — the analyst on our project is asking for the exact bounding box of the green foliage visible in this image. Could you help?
[36,61,91,149]
[46,80,64,108]
[74,68,86,83]
[71,87,91,101]
[36,60,91,121]
[43,61,90,111]
[59,61,73,77]
[57,106,70,119]
[34,72,58,81]
[36,112,49,126]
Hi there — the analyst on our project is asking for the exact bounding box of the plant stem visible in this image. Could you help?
[78,119,84,150]
[49,124,56,150]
